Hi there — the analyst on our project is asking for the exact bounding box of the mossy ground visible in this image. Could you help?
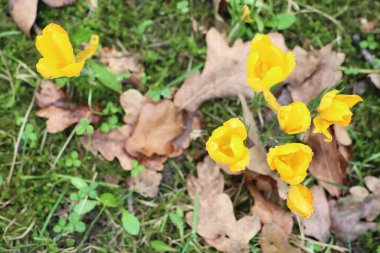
[0,0,379,252]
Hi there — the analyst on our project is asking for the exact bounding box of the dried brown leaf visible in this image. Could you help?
[302,185,331,242]
[35,82,99,133]
[174,28,253,112]
[125,100,184,157]
[361,19,379,33]
[368,73,380,89]
[126,169,162,197]
[9,0,38,37]
[247,182,293,236]
[260,224,301,253]
[329,194,380,241]
[349,186,370,202]
[212,0,229,34]
[80,125,134,170]
[365,176,380,196]
[267,33,289,52]
[288,45,345,104]
[307,131,348,197]
[41,0,76,7]
[120,89,146,125]
[100,46,141,75]
[333,125,352,146]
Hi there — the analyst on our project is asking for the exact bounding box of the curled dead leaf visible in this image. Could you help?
[302,185,331,242]
[100,46,141,74]
[365,176,380,196]
[126,169,162,198]
[35,81,68,108]
[174,28,253,112]
[260,224,301,253]
[9,0,38,37]
[368,73,380,89]
[80,125,133,170]
[120,89,146,125]
[125,100,184,157]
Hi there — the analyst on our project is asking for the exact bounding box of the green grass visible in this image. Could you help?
[0,0,380,252]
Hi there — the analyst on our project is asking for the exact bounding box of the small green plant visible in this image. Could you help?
[130,160,145,177]
[75,118,94,136]
[266,13,297,30]
[360,35,378,50]
[63,151,82,168]
[148,84,171,102]
[21,123,38,149]
[177,1,189,13]
[100,115,119,133]
[102,101,120,115]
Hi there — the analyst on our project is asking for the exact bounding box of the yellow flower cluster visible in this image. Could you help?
[35,23,99,79]
[206,32,362,219]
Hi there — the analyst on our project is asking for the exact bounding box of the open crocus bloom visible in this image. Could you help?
[313,90,362,142]
[267,143,313,185]
[277,101,311,134]
[287,184,314,219]
[36,23,99,79]
[206,118,250,172]
[246,34,295,92]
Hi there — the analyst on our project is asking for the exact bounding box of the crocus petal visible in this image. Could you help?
[262,66,283,89]
[335,94,363,108]
[287,184,314,219]
[230,148,250,172]
[77,35,99,62]
[263,90,280,112]
[313,116,332,142]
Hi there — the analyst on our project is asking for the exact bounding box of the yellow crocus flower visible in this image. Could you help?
[277,101,311,134]
[206,118,250,172]
[267,143,313,185]
[313,90,362,142]
[246,34,295,92]
[287,184,314,219]
[241,4,253,23]
[36,23,99,79]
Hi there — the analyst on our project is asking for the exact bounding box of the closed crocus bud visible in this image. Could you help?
[277,102,311,134]
[206,118,250,172]
[287,184,314,219]
[267,143,313,185]
[246,34,295,92]
[313,90,362,142]
[36,23,99,79]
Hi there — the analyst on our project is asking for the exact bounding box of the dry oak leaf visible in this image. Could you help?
[302,185,331,243]
[287,44,345,104]
[368,73,380,89]
[119,89,147,125]
[240,94,288,199]
[186,157,260,253]
[35,82,99,133]
[174,28,253,112]
[9,0,38,37]
[9,0,76,36]
[126,169,163,198]
[80,125,134,170]
[364,176,380,196]
[307,130,348,197]
[329,193,380,241]
[125,99,184,157]
[100,46,141,75]
[247,182,293,236]
[212,0,229,34]
[260,224,301,253]
[361,19,379,33]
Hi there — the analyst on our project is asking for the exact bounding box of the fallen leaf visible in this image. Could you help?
[287,44,345,104]
[247,182,293,236]
[333,125,352,146]
[307,130,348,197]
[186,157,261,253]
[100,46,141,75]
[260,224,301,253]
[267,33,289,52]
[126,169,162,197]
[174,28,254,112]
[349,186,370,202]
[35,82,99,133]
[36,105,97,133]
[9,0,38,36]
[80,125,134,170]
[35,81,68,108]
[41,0,76,7]
[302,185,331,242]
[361,19,379,33]
[240,94,288,199]
[120,89,147,125]
[172,111,203,151]
[125,100,184,157]
[212,0,229,34]
[329,194,380,241]
[364,176,380,196]
[368,73,380,89]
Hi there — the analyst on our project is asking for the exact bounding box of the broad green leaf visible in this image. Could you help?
[74,200,97,215]
[90,61,122,93]
[275,13,296,30]
[121,209,140,235]
[70,177,88,190]
[150,240,176,252]
[100,193,117,207]
[74,221,86,233]
[68,212,80,223]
